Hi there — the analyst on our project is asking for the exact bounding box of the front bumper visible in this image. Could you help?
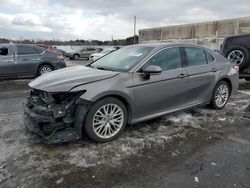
[24,105,80,144]
[23,92,89,144]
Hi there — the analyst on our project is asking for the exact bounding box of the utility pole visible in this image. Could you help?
[134,16,136,44]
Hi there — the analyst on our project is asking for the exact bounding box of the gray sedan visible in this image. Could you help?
[23,43,239,143]
[0,44,66,79]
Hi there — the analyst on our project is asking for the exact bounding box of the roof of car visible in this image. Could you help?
[224,34,250,40]
[133,42,205,49]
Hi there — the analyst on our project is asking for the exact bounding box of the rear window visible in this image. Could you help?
[17,45,42,55]
[206,51,215,63]
[185,47,207,67]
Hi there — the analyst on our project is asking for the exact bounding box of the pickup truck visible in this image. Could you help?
[220,34,250,81]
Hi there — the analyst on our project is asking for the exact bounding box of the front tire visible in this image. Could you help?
[210,81,230,110]
[84,97,128,143]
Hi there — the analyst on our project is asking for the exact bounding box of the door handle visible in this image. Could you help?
[177,73,188,79]
[211,68,217,72]
[32,58,40,61]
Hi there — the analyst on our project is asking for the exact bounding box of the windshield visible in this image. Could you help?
[91,46,153,71]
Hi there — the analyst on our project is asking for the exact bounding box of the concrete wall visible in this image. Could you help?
[139,17,250,50]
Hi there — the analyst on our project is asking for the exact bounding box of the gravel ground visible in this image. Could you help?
[0,60,250,187]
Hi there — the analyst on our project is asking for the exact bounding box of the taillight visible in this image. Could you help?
[57,55,64,61]
[233,65,239,71]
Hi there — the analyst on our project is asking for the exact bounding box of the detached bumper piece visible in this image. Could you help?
[23,90,88,144]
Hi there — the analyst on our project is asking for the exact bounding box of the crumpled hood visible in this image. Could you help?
[29,66,119,92]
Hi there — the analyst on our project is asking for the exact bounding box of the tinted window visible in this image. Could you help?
[17,45,40,55]
[87,48,95,51]
[0,46,14,61]
[34,46,45,54]
[206,51,215,63]
[185,47,207,67]
[142,47,182,71]
[0,47,8,56]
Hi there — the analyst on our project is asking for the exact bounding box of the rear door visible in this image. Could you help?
[183,46,217,105]
[16,45,45,76]
[0,44,16,77]
[133,47,188,120]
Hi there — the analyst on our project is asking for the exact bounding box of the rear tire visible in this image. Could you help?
[38,64,53,75]
[210,81,230,110]
[226,46,250,71]
[84,97,128,143]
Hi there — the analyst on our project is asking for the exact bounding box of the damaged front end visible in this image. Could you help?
[23,89,90,144]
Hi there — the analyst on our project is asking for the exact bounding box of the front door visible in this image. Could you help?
[132,47,188,121]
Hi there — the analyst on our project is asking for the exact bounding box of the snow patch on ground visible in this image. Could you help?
[168,112,193,124]
[238,90,250,95]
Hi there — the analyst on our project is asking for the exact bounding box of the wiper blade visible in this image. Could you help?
[95,66,116,71]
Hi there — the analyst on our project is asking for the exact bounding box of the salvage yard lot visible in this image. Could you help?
[0,59,250,188]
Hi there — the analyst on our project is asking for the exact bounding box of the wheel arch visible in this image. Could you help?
[215,77,232,96]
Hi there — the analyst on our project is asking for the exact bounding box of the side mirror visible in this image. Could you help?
[142,65,162,79]
[143,65,162,74]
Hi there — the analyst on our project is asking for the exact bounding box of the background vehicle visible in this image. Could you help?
[0,43,66,79]
[66,47,101,60]
[220,34,250,80]
[24,43,239,143]
[89,48,116,61]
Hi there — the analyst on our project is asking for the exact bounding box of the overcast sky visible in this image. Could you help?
[1,0,250,41]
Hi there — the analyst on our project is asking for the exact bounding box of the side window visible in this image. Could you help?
[142,47,182,71]
[87,48,95,51]
[0,46,14,61]
[17,45,39,55]
[185,47,207,67]
[34,46,45,54]
[0,47,8,56]
[206,51,215,63]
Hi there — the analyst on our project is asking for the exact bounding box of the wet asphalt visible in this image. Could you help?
[0,59,250,188]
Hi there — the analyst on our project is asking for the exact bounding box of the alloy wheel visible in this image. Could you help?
[40,66,52,74]
[227,50,244,65]
[92,104,124,139]
[215,84,229,108]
